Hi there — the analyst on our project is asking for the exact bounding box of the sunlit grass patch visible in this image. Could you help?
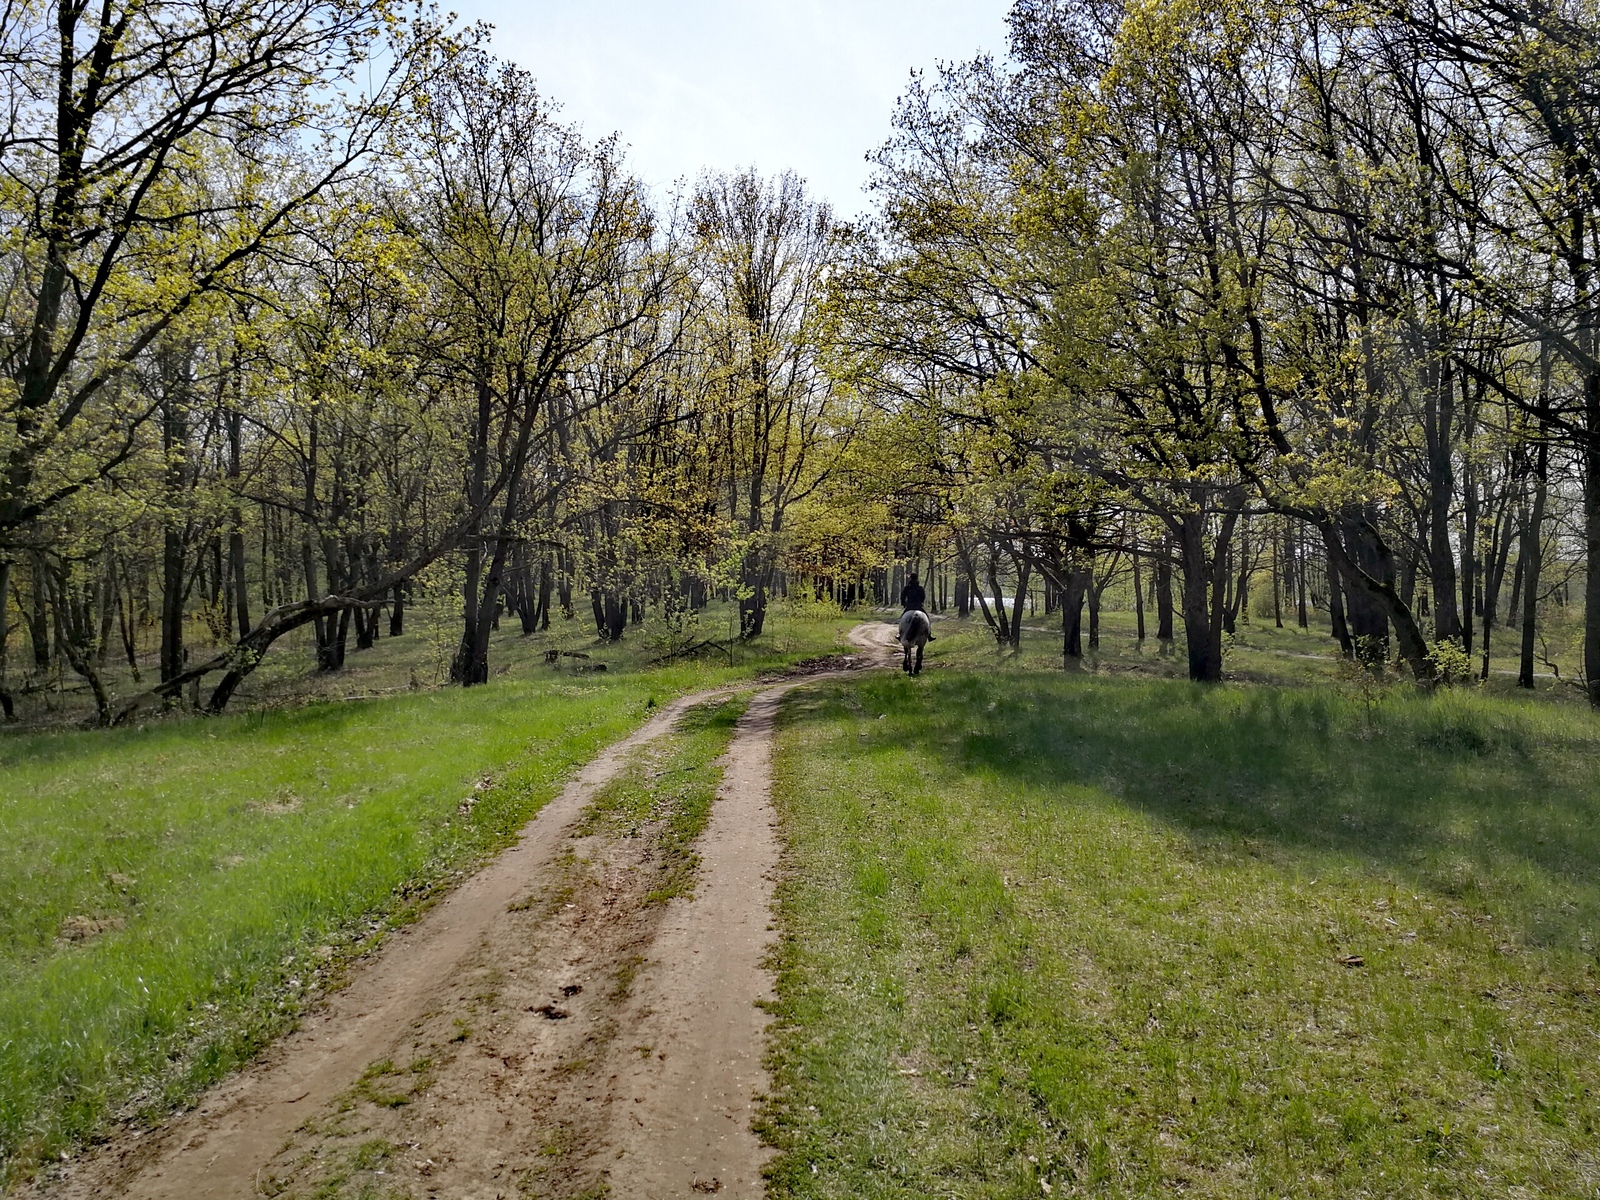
[763,669,1600,1198]
[923,606,1591,703]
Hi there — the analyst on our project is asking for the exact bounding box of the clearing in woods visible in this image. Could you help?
[28,622,899,1200]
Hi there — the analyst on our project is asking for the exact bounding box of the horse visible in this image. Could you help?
[897,609,931,676]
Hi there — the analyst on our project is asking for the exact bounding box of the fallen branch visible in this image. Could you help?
[111,592,389,725]
[646,637,732,665]
[106,451,548,723]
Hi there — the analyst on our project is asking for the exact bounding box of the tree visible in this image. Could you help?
[692,170,842,639]
[0,0,433,547]
[407,53,677,684]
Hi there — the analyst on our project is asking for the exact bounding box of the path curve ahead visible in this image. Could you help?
[36,620,900,1200]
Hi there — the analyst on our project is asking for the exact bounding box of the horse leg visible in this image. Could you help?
[915,642,924,675]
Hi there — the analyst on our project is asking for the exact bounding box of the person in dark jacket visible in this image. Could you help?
[899,572,933,637]
[900,572,926,611]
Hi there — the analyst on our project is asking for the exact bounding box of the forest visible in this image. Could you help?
[4,1,1600,1197]
[3,0,1598,722]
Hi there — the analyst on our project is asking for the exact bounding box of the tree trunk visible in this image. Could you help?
[331,606,351,668]
[1520,438,1549,689]
[159,383,189,685]
[307,547,337,672]
[454,532,485,682]
[1295,526,1309,628]
[27,562,50,669]
[117,571,141,680]
[1339,515,1391,659]
[301,419,340,672]
[1155,537,1174,642]
[1177,509,1235,683]
[1131,544,1146,640]
[1460,461,1478,655]
[513,544,538,634]
[960,541,998,635]
[43,558,111,724]
[536,559,553,630]
[228,524,250,640]
[593,590,626,641]
[1221,543,1236,636]
[1321,520,1430,678]
[93,554,113,667]
[986,553,1012,646]
[209,536,225,630]
[1059,567,1089,668]
[1326,545,1352,655]
[225,410,251,639]
[354,604,376,651]
[160,525,186,685]
[1585,372,1600,706]
[739,564,769,639]
[1480,495,1517,679]
[1425,366,1462,642]
[1272,527,1284,628]
[1008,561,1030,650]
[1180,524,1215,681]
[0,560,12,719]
[451,376,494,684]
[558,561,574,618]
[1233,522,1251,628]
[390,581,406,637]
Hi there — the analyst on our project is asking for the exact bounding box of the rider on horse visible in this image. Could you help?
[900,572,934,638]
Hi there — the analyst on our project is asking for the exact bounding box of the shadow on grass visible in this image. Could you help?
[826,671,1600,951]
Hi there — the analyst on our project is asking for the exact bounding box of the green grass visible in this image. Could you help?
[0,595,844,731]
[0,606,850,1189]
[929,605,1355,690]
[943,597,1592,701]
[576,694,749,905]
[763,667,1600,1198]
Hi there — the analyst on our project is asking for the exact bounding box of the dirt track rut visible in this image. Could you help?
[37,622,898,1200]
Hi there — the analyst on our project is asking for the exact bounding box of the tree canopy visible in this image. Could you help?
[4,0,1599,720]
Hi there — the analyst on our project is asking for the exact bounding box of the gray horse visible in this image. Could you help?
[897,609,931,675]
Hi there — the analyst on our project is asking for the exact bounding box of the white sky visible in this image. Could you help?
[449,1,1011,218]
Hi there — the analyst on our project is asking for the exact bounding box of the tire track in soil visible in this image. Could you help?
[33,622,899,1200]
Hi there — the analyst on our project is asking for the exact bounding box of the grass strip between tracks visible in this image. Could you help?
[575,693,750,907]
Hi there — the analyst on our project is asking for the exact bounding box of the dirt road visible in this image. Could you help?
[37,622,899,1200]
